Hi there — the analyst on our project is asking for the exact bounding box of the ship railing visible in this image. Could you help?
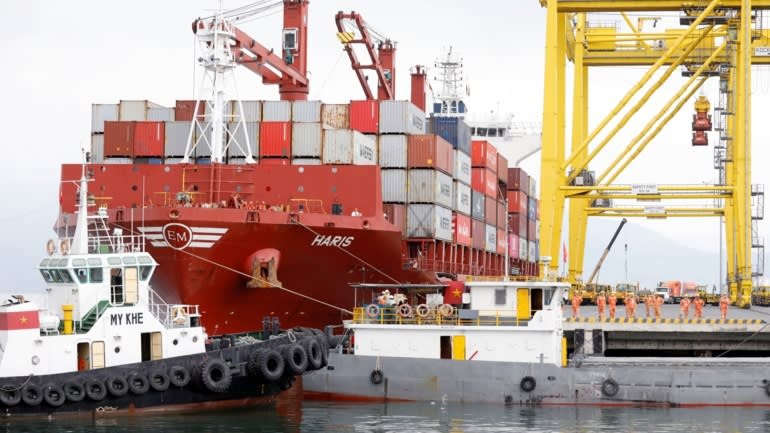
[353,305,530,327]
[147,287,200,328]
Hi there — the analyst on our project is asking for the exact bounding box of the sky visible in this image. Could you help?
[0,1,767,291]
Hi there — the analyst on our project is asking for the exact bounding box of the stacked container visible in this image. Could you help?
[506,166,539,270]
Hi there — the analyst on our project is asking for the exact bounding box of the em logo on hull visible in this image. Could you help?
[139,224,228,249]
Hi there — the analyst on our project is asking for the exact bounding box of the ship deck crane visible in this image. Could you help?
[335,11,396,100]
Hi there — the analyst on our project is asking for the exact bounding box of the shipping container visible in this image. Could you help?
[204,101,234,122]
[471,167,497,197]
[496,200,506,229]
[134,157,164,165]
[471,219,486,250]
[528,219,536,240]
[193,121,212,158]
[407,134,454,175]
[529,178,537,198]
[104,158,133,164]
[148,107,175,122]
[133,121,165,157]
[535,220,540,240]
[322,129,377,165]
[528,197,537,221]
[484,194,496,226]
[227,157,252,165]
[528,240,537,263]
[428,116,471,155]
[91,104,119,134]
[378,134,407,168]
[408,169,453,208]
[165,157,185,164]
[260,157,291,166]
[233,100,261,122]
[506,190,528,214]
[291,157,321,165]
[383,203,406,236]
[259,122,292,158]
[321,103,350,130]
[119,100,164,121]
[509,213,527,238]
[536,201,540,220]
[507,167,530,193]
[350,100,379,133]
[471,140,498,171]
[262,100,292,122]
[509,232,520,259]
[406,204,453,241]
[453,212,472,246]
[104,121,134,157]
[519,237,528,261]
[454,150,471,185]
[291,122,322,157]
[453,181,471,215]
[379,100,426,134]
[497,153,509,184]
[175,100,204,121]
[292,100,322,123]
[226,122,259,158]
[381,169,407,203]
[471,190,485,221]
[90,134,104,163]
[485,224,497,253]
[496,228,507,255]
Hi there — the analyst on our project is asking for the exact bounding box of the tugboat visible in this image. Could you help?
[0,167,329,416]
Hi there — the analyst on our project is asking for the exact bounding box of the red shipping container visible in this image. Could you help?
[507,167,530,193]
[350,100,379,133]
[496,200,506,229]
[497,154,509,184]
[260,122,292,157]
[175,100,204,121]
[407,134,455,175]
[133,121,165,157]
[509,213,527,237]
[509,232,519,259]
[484,195,496,226]
[383,203,406,234]
[259,157,290,166]
[496,228,507,255]
[104,121,135,157]
[471,219,485,249]
[506,190,528,214]
[453,212,471,246]
[471,140,498,171]
[528,219,537,240]
[472,167,497,197]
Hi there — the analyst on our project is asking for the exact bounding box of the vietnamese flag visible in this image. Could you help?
[443,281,465,305]
[0,310,40,331]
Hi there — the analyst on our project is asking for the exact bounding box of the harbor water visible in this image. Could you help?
[4,399,770,432]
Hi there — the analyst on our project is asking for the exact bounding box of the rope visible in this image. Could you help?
[0,374,34,392]
[714,321,770,358]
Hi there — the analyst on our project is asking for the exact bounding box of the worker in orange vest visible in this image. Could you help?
[719,294,730,319]
[571,290,582,318]
[654,294,664,319]
[693,295,705,319]
[596,292,607,321]
[644,294,653,317]
[608,292,617,320]
[625,295,637,319]
[680,296,691,319]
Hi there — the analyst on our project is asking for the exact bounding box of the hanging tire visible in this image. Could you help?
[520,376,537,393]
[370,369,384,385]
[148,370,170,392]
[168,365,191,388]
[127,372,150,395]
[601,378,619,397]
[63,381,85,403]
[251,349,284,382]
[199,358,232,393]
[302,337,323,371]
[282,344,308,375]
[106,375,129,397]
[42,383,65,407]
[21,383,43,406]
[279,375,296,391]
[85,378,107,401]
[318,336,329,366]
[0,388,21,406]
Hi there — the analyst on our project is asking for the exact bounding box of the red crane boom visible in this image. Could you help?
[335,11,395,100]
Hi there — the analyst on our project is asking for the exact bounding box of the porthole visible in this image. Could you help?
[114,346,121,354]
[192,336,198,343]
[173,339,179,346]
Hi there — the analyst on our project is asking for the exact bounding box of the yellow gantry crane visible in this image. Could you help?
[537,0,768,307]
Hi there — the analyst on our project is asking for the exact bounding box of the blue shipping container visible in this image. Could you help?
[429,117,471,155]
[134,157,163,165]
[528,197,536,220]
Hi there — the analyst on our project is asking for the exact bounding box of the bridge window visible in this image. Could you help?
[139,266,152,281]
[477,128,487,137]
[50,270,63,283]
[41,269,54,282]
[122,257,137,265]
[74,268,88,283]
[89,267,103,283]
[59,270,74,283]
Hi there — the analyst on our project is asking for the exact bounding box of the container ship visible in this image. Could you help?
[56,2,541,335]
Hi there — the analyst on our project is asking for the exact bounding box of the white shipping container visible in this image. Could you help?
[407,204,453,241]
[528,240,536,262]
[262,100,292,121]
[408,169,453,208]
[234,100,262,122]
[321,104,349,129]
[205,101,234,121]
[520,237,528,261]
[485,224,497,253]
[454,150,472,185]
[291,157,322,165]
[90,134,104,163]
[379,100,426,134]
[226,122,259,158]
[148,107,175,121]
[104,158,133,164]
[535,220,540,240]
[165,157,185,164]
[165,121,193,157]
[292,100,322,123]
[322,129,377,165]
[119,100,163,121]
[91,104,119,133]
[228,157,254,165]
[529,178,537,198]
[378,134,408,168]
[381,169,407,203]
[453,181,471,215]
[291,123,322,157]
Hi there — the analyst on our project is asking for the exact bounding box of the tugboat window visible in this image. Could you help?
[495,288,506,305]
[75,268,88,283]
[41,270,54,282]
[89,267,103,283]
[59,270,74,283]
[50,270,63,283]
[139,266,152,281]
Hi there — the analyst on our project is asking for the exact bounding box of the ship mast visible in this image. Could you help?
[69,163,91,255]
[433,47,466,118]
[183,6,255,164]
